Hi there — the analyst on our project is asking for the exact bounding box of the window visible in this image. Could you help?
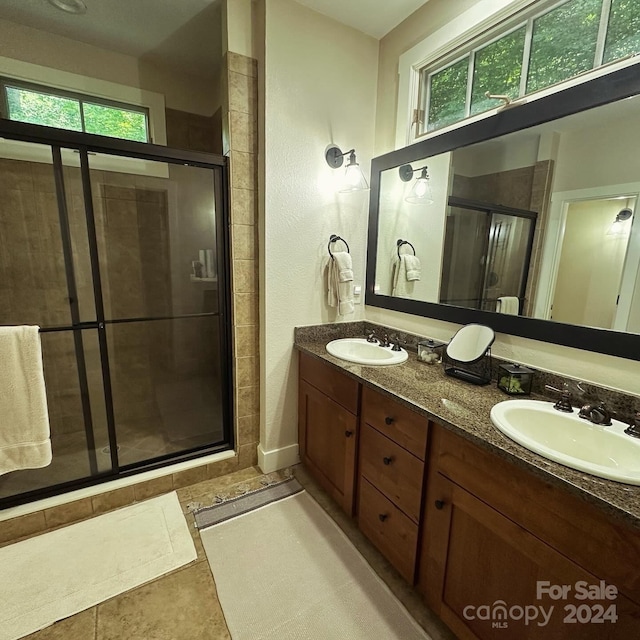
[420,0,640,135]
[1,78,150,143]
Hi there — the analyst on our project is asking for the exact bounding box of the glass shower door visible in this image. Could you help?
[440,199,536,312]
[87,155,228,467]
[0,143,111,500]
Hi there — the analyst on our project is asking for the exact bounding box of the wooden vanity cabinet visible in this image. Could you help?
[298,353,360,515]
[420,423,640,639]
[357,386,429,584]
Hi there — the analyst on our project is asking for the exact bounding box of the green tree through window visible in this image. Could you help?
[420,0,640,135]
[3,82,149,143]
[604,0,640,62]
[527,0,603,94]
[471,26,526,116]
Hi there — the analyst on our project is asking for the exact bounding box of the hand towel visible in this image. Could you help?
[496,296,520,315]
[403,254,421,282]
[0,326,52,476]
[391,255,416,297]
[327,252,354,315]
[332,251,354,283]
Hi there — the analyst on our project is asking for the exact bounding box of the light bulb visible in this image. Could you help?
[414,178,429,198]
[405,168,433,204]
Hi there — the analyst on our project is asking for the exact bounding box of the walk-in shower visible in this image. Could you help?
[0,119,232,508]
[440,196,536,313]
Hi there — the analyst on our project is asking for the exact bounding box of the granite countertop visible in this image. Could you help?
[294,331,640,531]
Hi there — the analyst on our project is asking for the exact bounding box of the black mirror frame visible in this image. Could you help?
[365,64,640,361]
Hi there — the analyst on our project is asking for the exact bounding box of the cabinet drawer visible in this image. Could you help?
[360,423,424,522]
[299,352,360,414]
[361,386,428,459]
[358,477,418,584]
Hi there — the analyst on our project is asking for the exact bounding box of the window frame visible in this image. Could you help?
[397,0,637,148]
[0,76,151,143]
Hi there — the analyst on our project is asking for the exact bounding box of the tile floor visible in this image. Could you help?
[20,465,455,640]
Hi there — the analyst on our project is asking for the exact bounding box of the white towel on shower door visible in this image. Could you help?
[496,296,520,315]
[0,326,52,476]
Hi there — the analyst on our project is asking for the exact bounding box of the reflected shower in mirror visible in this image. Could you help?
[372,91,640,336]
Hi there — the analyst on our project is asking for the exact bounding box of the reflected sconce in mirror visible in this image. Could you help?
[607,207,633,236]
[399,164,433,204]
[325,145,369,192]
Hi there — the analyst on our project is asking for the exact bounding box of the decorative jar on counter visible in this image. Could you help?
[417,339,445,365]
[498,363,534,395]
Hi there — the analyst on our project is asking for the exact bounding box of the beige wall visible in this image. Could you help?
[374,0,479,155]
[0,18,219,116]
[259,0,379,469]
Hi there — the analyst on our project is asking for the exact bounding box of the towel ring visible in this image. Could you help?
[328,234,350,260]
[396,239,416,258]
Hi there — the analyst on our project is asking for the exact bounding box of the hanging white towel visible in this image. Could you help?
[403,254,421,282]
[327,252,354,316]
[391,255,419,297]
[0,326,52,476]
[496,296,520,315]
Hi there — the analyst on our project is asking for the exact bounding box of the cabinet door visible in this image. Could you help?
[298,380,357,514]
[422,473,640,640]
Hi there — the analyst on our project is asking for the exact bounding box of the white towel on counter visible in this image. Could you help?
[391,255,420,297]
[0,326,52,476]
[496,296,520,315]
[327,252,354,315]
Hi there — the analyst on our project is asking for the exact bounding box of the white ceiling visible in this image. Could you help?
[0,0,426,79]
[295,0,429,38]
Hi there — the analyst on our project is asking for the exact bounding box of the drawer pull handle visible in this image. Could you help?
[384,416,394,425]
[345,430,353,437]
[435,500,445,510]
[383,456,393,465]
[378,513,388,522]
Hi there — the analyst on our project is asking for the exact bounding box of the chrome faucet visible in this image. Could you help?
[578,401,614,426]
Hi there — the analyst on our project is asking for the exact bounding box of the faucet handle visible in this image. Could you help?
[579,401,614,426]
[379,333,391,348]
[625,411,640,439]
[366,331,378,344]
[545,383,574,413]
[389,333,402,352]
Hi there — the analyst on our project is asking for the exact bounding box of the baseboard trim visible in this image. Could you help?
[257,443,300,473]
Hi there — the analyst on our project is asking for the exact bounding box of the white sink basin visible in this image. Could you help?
[490,399,640,485]
[326,338,408,366]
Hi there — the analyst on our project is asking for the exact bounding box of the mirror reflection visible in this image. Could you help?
[374,94,640,335]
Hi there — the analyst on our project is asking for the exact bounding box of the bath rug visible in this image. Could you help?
[194,476,303,529]
[199,489,431,639]
[0,491,196,640]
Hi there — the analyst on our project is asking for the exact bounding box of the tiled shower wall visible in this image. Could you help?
[222,52,260,469]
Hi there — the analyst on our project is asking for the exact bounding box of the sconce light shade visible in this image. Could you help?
[399,164,433,204]
[607,207,633,236]
[325,145,369,192]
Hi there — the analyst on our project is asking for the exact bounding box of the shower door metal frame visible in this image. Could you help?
[0,119,234,509]
[444,196,537,311]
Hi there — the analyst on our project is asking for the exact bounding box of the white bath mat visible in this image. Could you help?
[200,490,431,640]
[0,491,196,640]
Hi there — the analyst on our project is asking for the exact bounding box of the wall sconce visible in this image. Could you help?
[325,145,369,192]
[399,164,433,204]
[607,207,633,236]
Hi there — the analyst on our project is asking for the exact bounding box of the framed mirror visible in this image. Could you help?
[365,64,640,361]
